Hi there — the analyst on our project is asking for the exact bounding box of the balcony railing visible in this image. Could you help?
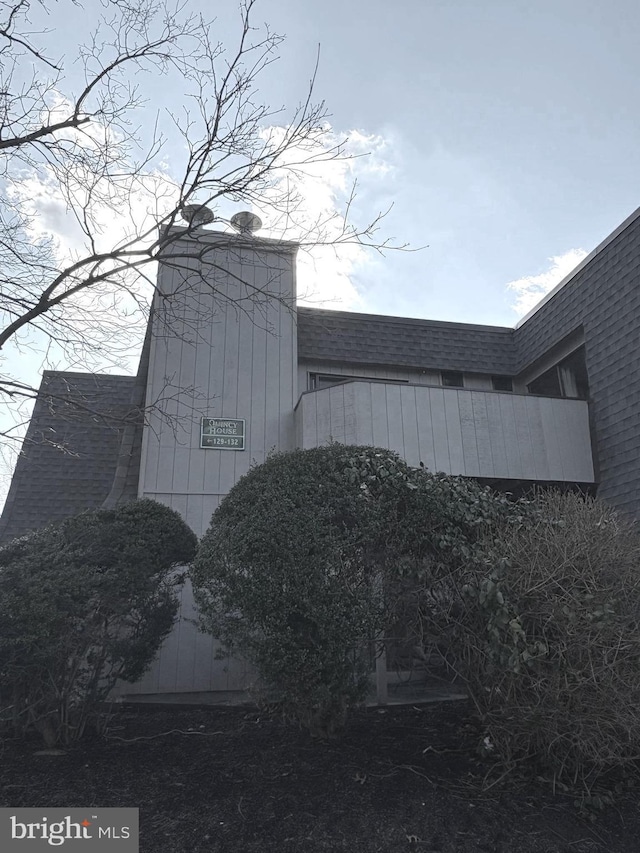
[295,380,594,483]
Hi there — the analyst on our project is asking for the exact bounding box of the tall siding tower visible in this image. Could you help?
[128,217,298,697]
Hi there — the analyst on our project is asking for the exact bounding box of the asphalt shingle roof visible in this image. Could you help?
[0,372,138,544]
[297,307,516,374]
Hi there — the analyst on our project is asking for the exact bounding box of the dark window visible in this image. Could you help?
[441,371,464,388]
[309,373,408,391]
[491,375,513,392]
[527,347,589,400]
[527,366,562,397]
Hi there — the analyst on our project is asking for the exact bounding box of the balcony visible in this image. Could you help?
[295,381,594,483]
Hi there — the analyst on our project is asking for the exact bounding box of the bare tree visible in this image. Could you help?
[0,0,404,458]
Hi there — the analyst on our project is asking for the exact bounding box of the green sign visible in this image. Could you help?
[201,418,245,450]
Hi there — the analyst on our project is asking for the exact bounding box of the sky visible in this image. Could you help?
[11,0,640,322]
[253,0,640,324]
[2,0,640,495]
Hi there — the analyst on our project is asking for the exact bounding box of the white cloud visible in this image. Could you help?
[5,157,179,377]
[507,248,589,318]
[252,126,397,310]
[8,120,398,318]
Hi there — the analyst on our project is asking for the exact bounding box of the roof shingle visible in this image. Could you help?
[0,372,137,543]
[297,307,516,373]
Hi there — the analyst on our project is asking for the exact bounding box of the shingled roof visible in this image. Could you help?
[0,372,139,544]
[297,307,516,374]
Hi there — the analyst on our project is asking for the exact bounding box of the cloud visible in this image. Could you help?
[5,154,179,377]
[8,119,398,318]
[252,126,397,310]
[507,248,588,317]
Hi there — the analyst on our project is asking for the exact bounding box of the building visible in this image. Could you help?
[1,206,639,700]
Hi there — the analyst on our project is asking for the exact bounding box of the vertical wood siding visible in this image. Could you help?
[121,235,297,697]
[296,381,594,483]
[141,238,297,516]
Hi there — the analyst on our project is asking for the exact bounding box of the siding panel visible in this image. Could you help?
[429,387,452,473]
[484,392,507,478]
[444,391,464,474]
[415,388,437,471]
[132,235,298,697]
[297,382,593,483]
[370,383,390,447]
[384,384,405,456]
[471,393,493,477]
[400,386,420,468]
[458,392,480,477]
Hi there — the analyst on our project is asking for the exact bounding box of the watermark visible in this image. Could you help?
[0,809,138,852]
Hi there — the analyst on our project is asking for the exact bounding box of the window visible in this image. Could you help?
[441,370,464,388]
[528,366,562,396]
[309,373,408,391]
[527,347,589,399]
[558,347,590,399]
[491,375,513,392]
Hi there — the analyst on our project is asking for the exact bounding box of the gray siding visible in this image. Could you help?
[124,231,297,696]
[139,233,298,531]
[297,381,594,483]
[514,209,640,514]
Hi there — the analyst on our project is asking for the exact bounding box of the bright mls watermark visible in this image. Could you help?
[0,809,138,851]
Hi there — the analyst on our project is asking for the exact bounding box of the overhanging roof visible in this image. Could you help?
[297,307,516,374]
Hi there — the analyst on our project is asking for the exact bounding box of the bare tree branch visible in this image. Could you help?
[0,0,411,470]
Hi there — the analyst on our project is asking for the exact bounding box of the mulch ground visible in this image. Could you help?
[1,699,639,852]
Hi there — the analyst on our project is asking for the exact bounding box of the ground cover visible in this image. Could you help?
[1,700,638,852]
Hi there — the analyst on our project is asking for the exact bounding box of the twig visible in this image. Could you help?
[105,728,224,742]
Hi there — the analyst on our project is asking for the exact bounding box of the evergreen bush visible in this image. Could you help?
[191,445,514,734]
[0,499,197,746]
[193,445,640,783]
[192,445,416,733]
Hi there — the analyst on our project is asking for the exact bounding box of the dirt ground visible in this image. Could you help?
[1,699,639,852]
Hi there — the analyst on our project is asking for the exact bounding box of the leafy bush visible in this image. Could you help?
[378,471,518,676]
[192,445,419,734]
[193,443,640,781]
[191,445,517,734]
[0,499,197,746]
[446,490,640,786]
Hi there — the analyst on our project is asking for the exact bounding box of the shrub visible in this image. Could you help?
[378,471,518,677]
[191,445,518,734]
[192,445,418,734]
[447,490,640,786]
[0,499,197,746]
[193,445,640,781]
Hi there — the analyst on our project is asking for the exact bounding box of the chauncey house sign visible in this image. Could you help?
[200,418,246,450]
